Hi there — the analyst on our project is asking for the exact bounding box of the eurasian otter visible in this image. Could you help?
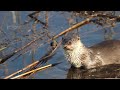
[62,34,120,69]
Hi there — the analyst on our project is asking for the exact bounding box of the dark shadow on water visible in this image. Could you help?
[66,64,120,79]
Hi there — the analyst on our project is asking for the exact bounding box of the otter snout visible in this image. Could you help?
[63,45,73,51]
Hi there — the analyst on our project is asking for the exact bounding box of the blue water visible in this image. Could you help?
[0,11,120,79]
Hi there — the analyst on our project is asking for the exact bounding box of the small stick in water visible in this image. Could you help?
[10,62,61,79]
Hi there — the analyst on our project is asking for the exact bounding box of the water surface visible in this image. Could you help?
[0,11,120,79]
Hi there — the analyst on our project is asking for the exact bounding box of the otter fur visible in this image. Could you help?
[62,34,120,69]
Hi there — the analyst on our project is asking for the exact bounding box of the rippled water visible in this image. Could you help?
[0,11,120,79]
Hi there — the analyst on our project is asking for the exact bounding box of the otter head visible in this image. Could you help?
[62,35,81,51]
[62,34,88,68]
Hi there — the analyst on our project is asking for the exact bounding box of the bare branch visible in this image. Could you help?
[28,11,47,26]
[4,61,39,79]
[0,35,43,64]
[10,64,53,79]
[53,14,98,39]
[10,62,61,79]
[4,40,62,79]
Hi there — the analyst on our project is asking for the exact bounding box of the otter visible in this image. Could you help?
[62,34,120,69]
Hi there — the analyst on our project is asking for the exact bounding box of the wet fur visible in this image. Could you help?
[62,35,120,69]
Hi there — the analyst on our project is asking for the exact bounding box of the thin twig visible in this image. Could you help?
[28,11,40,16]
[4,61,39,79]
[18,40,62,79]
[4,40,61,79]
[20,62,62,79]
[0,13,98,64]
[0,46,7,51]
[45,11,49,28]
[28,11,46,26]
[25,40,62,73]
[10,64,52,79]
[52,14,98,39]
[0,35,43,64]
[10,62,63,79]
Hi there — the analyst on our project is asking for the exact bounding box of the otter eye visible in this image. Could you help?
[78,37,80,40]
[68,41,72,45]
